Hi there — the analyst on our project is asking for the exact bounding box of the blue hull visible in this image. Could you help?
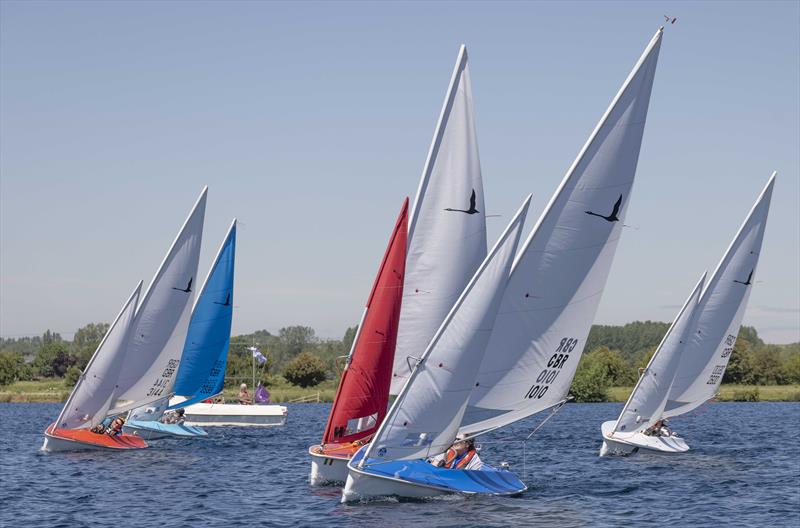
[124,420,208,439]
[349,445,527,496]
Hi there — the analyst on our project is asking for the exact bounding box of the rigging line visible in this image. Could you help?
[525,397,572,441]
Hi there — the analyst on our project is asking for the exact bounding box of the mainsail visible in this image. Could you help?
[55,282,142,430]
[460,28,664,435]
[612,272,705,435]
[391,44,487,395]
[322,199,408,445]
[663,173,776,418]
[109,188,206,414]
[170,219,237,409]
[366,196,529,462]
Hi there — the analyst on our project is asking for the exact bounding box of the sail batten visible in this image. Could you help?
[460,29,663,435]
[392,45,487,395]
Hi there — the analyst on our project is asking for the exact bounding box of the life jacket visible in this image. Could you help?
[443,447,476,469]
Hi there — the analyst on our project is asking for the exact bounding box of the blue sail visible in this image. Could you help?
[169,220,236,409]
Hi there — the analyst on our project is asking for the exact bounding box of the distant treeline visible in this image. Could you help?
[1,321,798,394]
[571,322,800,402]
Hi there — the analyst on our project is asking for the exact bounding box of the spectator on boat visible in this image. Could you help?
[430,434,483,470]
[105,417,125,436]
[238,383,251,405]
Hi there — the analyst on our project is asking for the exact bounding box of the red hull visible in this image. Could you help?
[44,423,148,450]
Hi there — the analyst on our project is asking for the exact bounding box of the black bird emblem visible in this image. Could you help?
[172,278,193,293]
[585,195,623,222]
[444,189,480,215]
[213,293,231,306]
[733,269,754,286]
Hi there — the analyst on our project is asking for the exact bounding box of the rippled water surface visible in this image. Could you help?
[1,402,798,527]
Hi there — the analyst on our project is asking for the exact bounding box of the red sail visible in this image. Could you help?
[321,199,408,445]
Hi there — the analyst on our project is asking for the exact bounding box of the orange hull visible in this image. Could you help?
[312,441,364,460]
[44,423,148,450]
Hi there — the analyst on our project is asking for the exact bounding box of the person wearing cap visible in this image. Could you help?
[429,434,483,470]
[238,383,251,405]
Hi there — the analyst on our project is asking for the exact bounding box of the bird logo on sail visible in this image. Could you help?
[213,293,231,306]
[733,269,754,286]
[444,189,480,215]
[172,278,193,293]
[585,195,623,222]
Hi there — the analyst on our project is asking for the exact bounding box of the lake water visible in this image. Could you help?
[1,402,798,527]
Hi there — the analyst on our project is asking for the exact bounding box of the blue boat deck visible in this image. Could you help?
[350,446,527,495]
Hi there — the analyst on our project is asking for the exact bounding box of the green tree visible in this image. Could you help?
[32,342,75,378]
[283,351,327,388]
[584,347,636,386]
[569,357,610,402]
[71,322,109,369]
[0,352,24,386]
[781,352,800,384]
[64,365,82,387]
[723,337,753,384]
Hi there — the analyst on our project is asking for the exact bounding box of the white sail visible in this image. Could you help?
[460,28,663,435]
[612,272,705,435]
[366,196,529,462]
[391,44,487,395]
[664,173,776,418]
[55,282,142,430]
[109,187,207,414]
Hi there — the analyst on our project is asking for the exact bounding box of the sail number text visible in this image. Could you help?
[146,359,180,397]
[525,338,578,399]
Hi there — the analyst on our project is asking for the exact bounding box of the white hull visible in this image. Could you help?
[599,420,690,456]
[41,433,104,453]
[342,464,450,503]
[177,401,288,427]
[308,446,350,486]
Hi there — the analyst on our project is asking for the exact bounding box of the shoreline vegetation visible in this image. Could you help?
[2,379,798,404]
[2,321,798,404]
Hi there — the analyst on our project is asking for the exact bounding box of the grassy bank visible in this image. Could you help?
[607,384,800,403]
[4,379,800,404]
[0,378,339,404]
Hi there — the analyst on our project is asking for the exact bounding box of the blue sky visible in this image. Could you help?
[1,1,798,343]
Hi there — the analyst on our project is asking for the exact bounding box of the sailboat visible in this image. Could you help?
[42,284,146,451]
[124,219,238,440]
[42,188,207,451]
[599,273,706,455]
[309,44,486,484]
[391,43,487,396]
[342,197,530,501]
[308,199,408,486]
[342,27,664,500]
[601,173,776,455]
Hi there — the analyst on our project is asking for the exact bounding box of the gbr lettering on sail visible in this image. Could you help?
[525,337,578,399]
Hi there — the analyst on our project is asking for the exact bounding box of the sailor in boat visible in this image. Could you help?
[644,419,672,437]
[238,383,251,405]
[160,408,186,425]
[105,416,126,436]
[429,434,483,470]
